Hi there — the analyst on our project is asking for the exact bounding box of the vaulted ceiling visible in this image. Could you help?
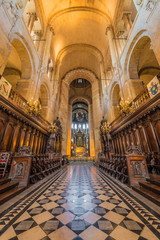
[40,0,119,78]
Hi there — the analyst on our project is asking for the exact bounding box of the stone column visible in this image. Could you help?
[67,104,72,157]
[122,13,132,33]
[58,80,69,155]
[28,12,37,33]
[34,30,42,51]
[100,61,107,116]
[89,104,95,158]
[106,26,117,68]
[92,80,102,159]
[42,27,54,72]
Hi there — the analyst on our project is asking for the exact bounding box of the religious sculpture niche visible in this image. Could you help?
[47,117,62,153]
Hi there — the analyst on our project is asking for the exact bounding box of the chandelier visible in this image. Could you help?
[48,122,58,134]
[25,98,41,116]
[100,121,111,134]
[117,98,133,115]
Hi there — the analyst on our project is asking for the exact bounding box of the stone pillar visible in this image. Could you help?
[100,61,107,116]
[28,12,37,33]
[106,26,117,68]
[0,28,12,75]
[89,104,95,158]
[58,80,69,155]
[67,104,72,157]
[42,27,54,72]
[34,30,42,51]
[122,13,132,33]
[92,80,102,159]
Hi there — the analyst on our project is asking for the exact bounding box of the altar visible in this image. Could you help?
[71,128,89,157]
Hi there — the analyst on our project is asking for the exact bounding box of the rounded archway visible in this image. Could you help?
[125,34,160,99]
[111,84,121,119]
[129,36,160,84]
[2,38,32,99]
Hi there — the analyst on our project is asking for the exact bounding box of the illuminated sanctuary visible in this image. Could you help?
[0,0,160,239]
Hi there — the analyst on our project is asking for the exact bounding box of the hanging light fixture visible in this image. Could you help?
[117,98,134,115]
[100,120,111,134]
[25,98,41,116]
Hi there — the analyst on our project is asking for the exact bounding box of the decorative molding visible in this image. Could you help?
[63,68,99,85]
[126,145,142,155]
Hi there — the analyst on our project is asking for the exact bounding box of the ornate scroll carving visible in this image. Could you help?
[126,145,142,155]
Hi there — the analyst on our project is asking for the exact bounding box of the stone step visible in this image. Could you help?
[147,174,160,187]
[0,178,11,186]
[0,181,19,194]
[139,181,160,195]
[132,185,160,206]
[0,186,25,205]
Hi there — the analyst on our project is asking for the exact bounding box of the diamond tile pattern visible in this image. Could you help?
[0,165,160,240]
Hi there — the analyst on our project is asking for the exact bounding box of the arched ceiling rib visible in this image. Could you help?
[41,0,118,22]
[57,44,105,79]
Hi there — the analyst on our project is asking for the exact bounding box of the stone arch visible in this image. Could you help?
[124,30,149,80]
[3,33,35,99]
[110,82,121,120]
[70,96,91,106]
[63,68,99,85]
[128,36,160,83]
[56,44,105,81]
[9,32,35,78]
[124,30,160,100]
[49,6,111,25]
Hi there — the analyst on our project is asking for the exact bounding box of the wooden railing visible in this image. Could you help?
[132,87,150,110]
[111,87,151,128]
[9,86,50,127]
[9,87,28,109]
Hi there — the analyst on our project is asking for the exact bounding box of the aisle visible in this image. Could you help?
[0,165,160,240]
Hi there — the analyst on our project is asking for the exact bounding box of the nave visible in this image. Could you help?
[0,165,160,240]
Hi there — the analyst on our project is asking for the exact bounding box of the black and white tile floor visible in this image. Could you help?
[0,165,160,240]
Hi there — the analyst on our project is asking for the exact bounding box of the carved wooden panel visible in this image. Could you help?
[145,125,158,152]
[9,156,33,187]
[139,128,148,153]
[154,121,160,145]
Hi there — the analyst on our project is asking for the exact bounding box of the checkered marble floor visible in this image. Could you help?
[0,165,160,240]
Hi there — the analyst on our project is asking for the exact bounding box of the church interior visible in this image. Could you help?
[0,0,160,239]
